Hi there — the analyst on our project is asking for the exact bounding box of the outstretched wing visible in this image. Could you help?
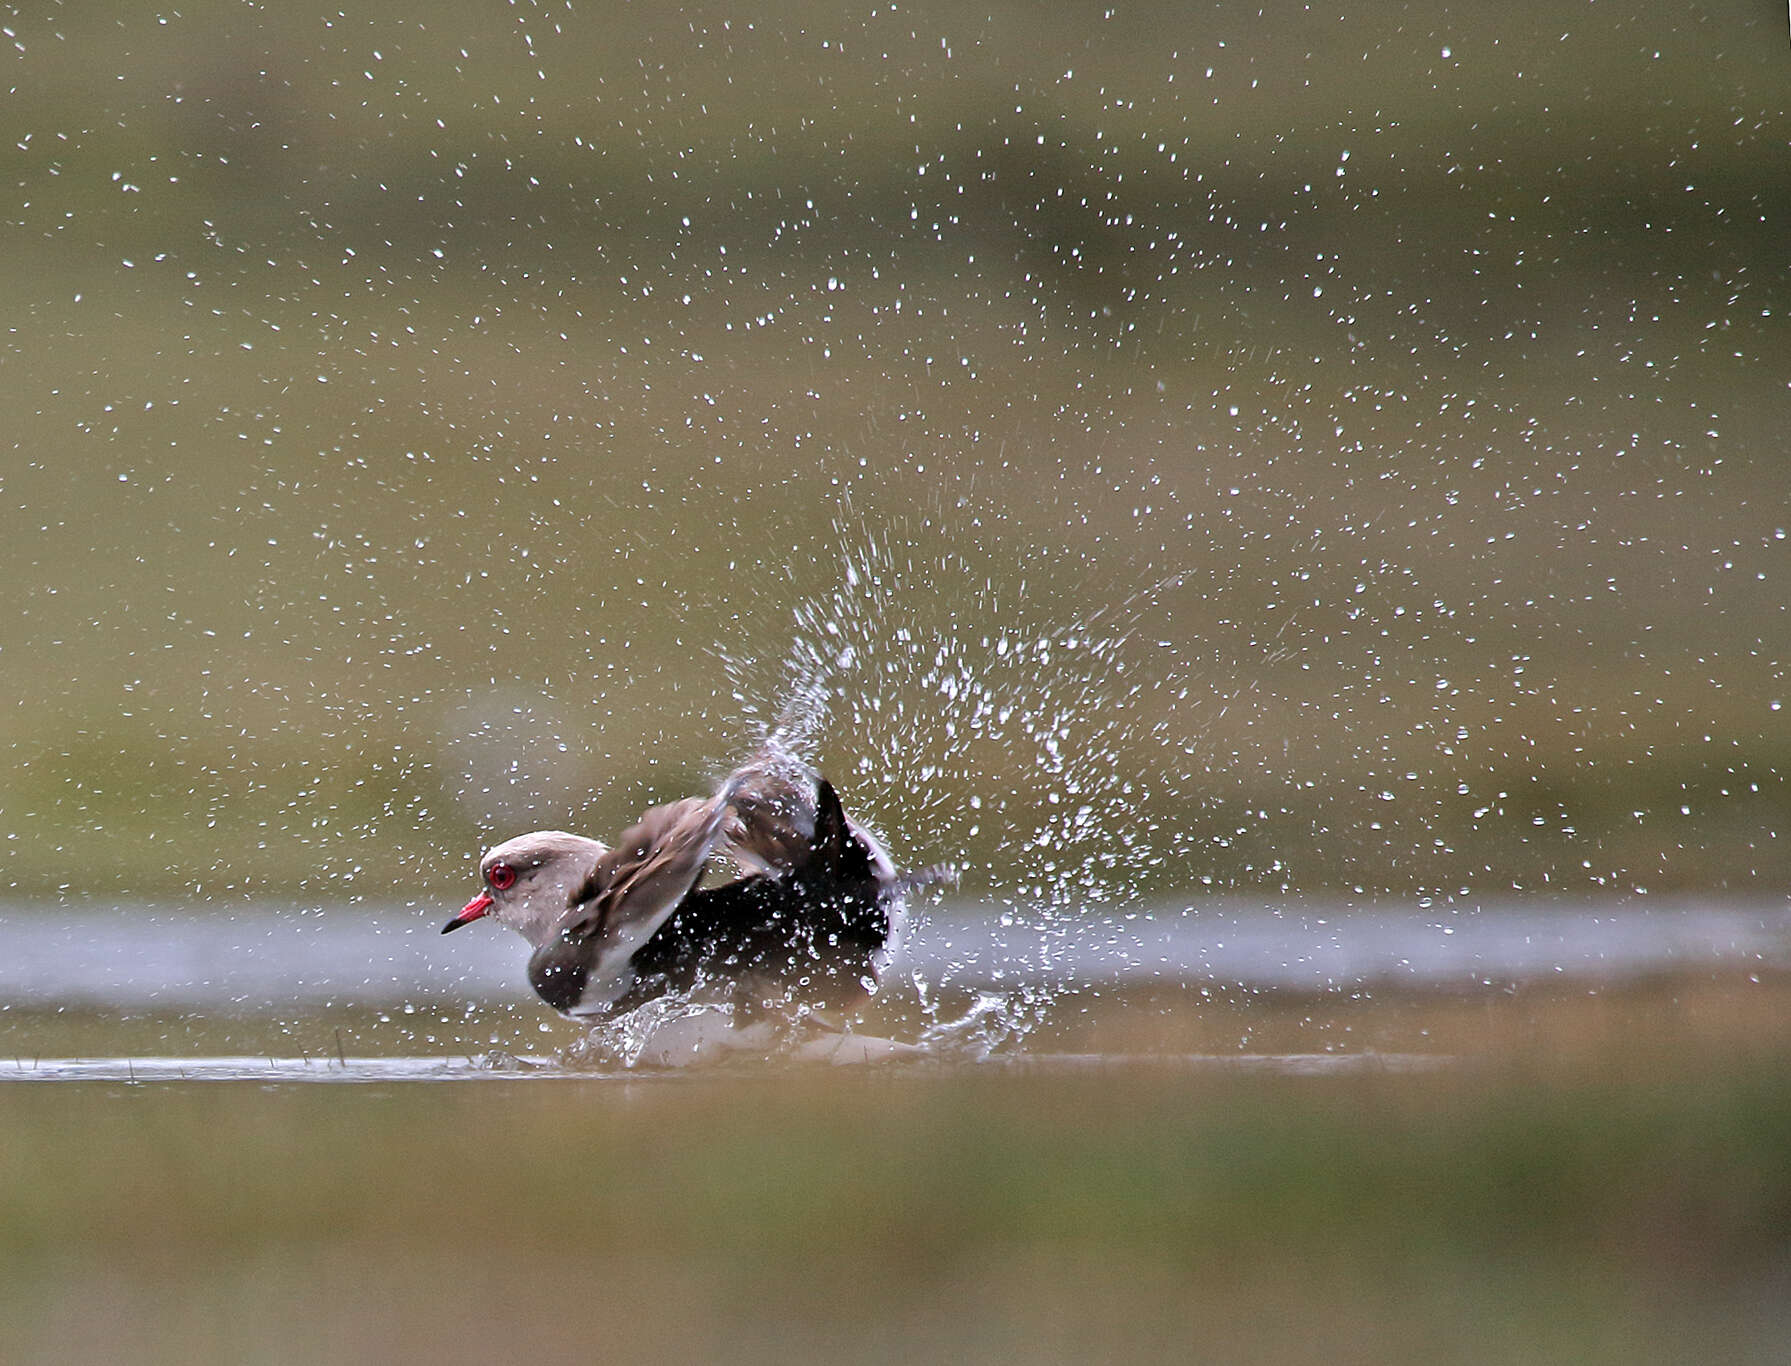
[719,745,896,882]
[529,787,740,1015]
[559,791,733,956]
[715,746,816,874]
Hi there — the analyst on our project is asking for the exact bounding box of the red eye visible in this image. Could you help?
[487,862,517,891]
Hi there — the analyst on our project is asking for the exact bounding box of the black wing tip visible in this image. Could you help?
[809,777,848,850]
[809,776,894,889]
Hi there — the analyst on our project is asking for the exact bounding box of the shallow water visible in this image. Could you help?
[0,1050,1460,1084]
[4,898,1785,1077]
[8,899,1785,1008]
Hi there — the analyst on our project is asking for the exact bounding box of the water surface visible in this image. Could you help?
[5,898,1784,1075]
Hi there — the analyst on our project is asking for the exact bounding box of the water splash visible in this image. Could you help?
[563,996,745,1069]
[726,508,1206,902]
[710,503,1215,1052]
[916,990,1034,1060]
[560,997,932,1069]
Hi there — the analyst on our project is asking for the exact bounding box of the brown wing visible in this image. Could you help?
[720,747,897,883]
[559,794,730,953]
[721,760,817,874]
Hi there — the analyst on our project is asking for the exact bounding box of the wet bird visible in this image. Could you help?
[443,750,924,1023]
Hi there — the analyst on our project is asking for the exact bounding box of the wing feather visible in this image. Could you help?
[557,763,753,955]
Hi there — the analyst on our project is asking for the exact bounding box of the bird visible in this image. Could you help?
[442,748,930,1026]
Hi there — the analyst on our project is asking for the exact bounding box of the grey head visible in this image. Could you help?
[443,829,606,949]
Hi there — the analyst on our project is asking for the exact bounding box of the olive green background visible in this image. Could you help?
[4,7,1790,1362]
[4,1,1785,908]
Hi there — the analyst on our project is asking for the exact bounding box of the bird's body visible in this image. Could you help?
[444,749,913,1024]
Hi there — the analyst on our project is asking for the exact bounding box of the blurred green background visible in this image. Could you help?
[4,6,1790,1363]
[3,0,1784,908]
[4,1053,1789,1363]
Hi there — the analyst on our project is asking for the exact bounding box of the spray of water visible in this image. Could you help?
[707,503,1213,1054]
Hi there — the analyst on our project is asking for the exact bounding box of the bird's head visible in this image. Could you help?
[442,830,606,949]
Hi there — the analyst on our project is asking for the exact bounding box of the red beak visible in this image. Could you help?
[442,891,494,934]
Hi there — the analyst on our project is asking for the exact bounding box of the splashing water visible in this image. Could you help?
[701,505,1219,1055]
[916,990,1032,1061]
[562,995,933,1069]
[564,996,746,1069]
[723,508,1208,913]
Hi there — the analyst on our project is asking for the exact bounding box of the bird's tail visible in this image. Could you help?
[894,862,959,896]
